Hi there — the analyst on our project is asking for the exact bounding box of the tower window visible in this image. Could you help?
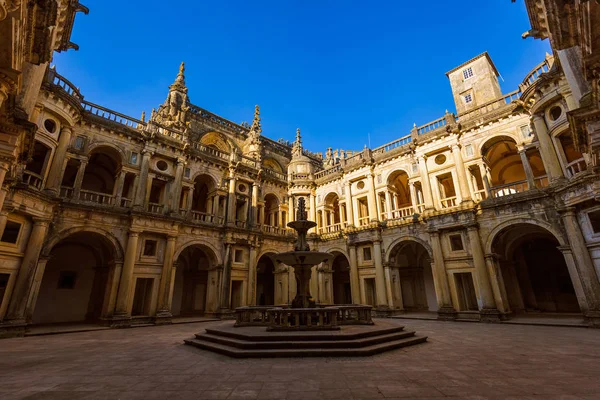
[234,249,243,263]
[363,247,372,261]
[589,210,600,234]
[449,234,464,251]
[143,239,157,256]
[464,94,473,104]
[1,221,21,244]
[463,67,473,80]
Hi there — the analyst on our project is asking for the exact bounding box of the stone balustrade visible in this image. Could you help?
[234,306,274,327]
[267,307,340,331]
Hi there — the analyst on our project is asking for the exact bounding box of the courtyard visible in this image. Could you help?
[0,319,599,399]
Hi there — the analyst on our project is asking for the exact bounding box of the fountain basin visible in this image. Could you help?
[271,251,331,267]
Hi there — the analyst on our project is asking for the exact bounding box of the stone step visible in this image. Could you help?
[196,330,418,350]
[202,325,406,342]
[184,335,427,358]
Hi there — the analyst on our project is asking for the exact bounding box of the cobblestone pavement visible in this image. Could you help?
[1,319,599,399]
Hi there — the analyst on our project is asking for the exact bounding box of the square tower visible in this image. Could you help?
[446,52,503,116]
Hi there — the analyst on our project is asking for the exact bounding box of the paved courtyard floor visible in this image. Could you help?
[1,319,599,400]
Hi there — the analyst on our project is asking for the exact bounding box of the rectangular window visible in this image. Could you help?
[449,234,464,251]
[234,249,243,263]
[184,168,191,178]
[363,247,372,261]
[465,144,474,157]
[143,239,157,256]
[130,152,138,164]
[463,67,473,80]
[589,210,600,234]
[73,136,85,150]
[464,94,473,103]
[1,221,21,244]
[131,278,153,316]
[57,271,77,289]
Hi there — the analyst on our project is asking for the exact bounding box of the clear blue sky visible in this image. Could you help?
[53,0,550,153]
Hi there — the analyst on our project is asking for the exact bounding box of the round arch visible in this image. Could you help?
[484,218,567,255]
[173,240,222,265]
[199,132,233,153]
[190,172,220,187]
[383,168,411,185]
[41,226,124,261]
[385,236,433,263]
[478,133,521,156]
[263,158,283,173]
[86,142,126,165]
[322,247,349,260]
[263,192,282,204]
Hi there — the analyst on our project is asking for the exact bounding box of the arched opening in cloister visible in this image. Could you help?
[557,132,587,178]
[321,193,341,232]
[24,141,51,188]
[256,254,275,306]
[492,223,580,314]
[172,245,216,316]
[389,241,438,312]
[386,170,413,218]
[331,252,352,305]
[33,231,117,325]
[81,147,122,195]
[264,194,280,227]
[191,174,216,214]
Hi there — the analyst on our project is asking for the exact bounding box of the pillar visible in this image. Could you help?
[479,162,492,197]
[220,243,233,309]
[557,246,590,313]
[429,230,455,318]
[484,254,510,314]
[103,261,123,318]
[532,115,564,181]
[247,246,258,305]
[212,194,220,218]
[251,182,260,226]
[72,158,88,199]
[0,161,9,211]
[408,181,418,209]
[466,224,500,320]
[24,258,49,321]
[348,245,361,304]
[383,263,395,309]
[451,143,472,202]
[156,235,176,317]
[417,156,434,209]
[114,170,127,207]
[309,193,316,232]
[384,190,393,219]
[170,158,185,213]
[345,181,355,226]
[226,170,237,225]
[44,127,72,195]
[5,219,50,323]
[113,230,140,321]
[0,211,8,239]
[133,150,152,208]
[518,147,536,189]
[367,173,377,222]
[288,195,294,222]
[560,208,600,318]
[373,241,388,308]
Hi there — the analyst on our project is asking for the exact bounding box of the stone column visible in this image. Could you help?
[24,258,49,321]
[344,181,355,226]
[212,194,220,218]
[0,161,9,211]
[517,147,536,189]
[384,190,393,219]
[373,240,388,308]
[479,162,492,197]
[220,243,233,310]
[44,127,72,195]
[560,208,600,318]
[156,235,177,318]
[383,262,395,309]
[103,261,123,318]
[309,193,316,233]
[466,224,500,320]
[288,196,294,222]
[557,246,590,313]
[170,158,185,213]
[429,230,455,319]
[348,245,361,304]
[0,211,8,239]
[6,219,50,323]
[133,150,152,209]
[451,144,472,202]
[408,182,418,209]
[484,254,510,314]
[247,246,258,305]
[113,230,140,322]
[72,158,88,199]
[338,202,345,228]
[532,115,564,181]
[367,173,377,222]
[226,170,237,226]
[167,263,178,312]
[417,156,434,209]
[114,169,127,207]
[251,182,260,227]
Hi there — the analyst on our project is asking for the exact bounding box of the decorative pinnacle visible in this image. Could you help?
[170,62,187,92]
[296,128,302,143]
[296,197,307,221]
[251,105,261,134]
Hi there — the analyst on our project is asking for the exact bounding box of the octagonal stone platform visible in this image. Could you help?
[184,320,427,357]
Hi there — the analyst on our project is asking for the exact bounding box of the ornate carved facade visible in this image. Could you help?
[1,1,600,337]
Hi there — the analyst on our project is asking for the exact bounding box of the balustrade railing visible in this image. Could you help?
[417,116,447,135]
[82,101,145,129]
[335,305,374,325]
[416,204,425,213]
[319,223,343,234]
[490,180,528,197]
[372,134,412,154]
[267,307,339,331]
[47,69,83,100]
[190,210,223,224]
[440,196,457,209]
[520,59,551,90]
[534,175,549,189]
[263,168,288,182]
[234,306,273,327]
[188,104,246,133]
[60,186,74,198]
[473,189,487,202]
[566,158,587,178]
[235,220,247,229]
[79,189,114,205]
[120,198,132,208]
[314,164,343,180]
[358,216,370,226]
[22,170,44,189]
[261,225,289,235]
[147,202,164,214]
[390,205,415,219]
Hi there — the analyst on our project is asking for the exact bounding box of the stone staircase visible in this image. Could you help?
[184,321,427,358]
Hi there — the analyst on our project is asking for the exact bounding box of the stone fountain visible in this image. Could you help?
[184,198,427,356]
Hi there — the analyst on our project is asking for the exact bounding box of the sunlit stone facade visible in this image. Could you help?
[1,1,600,337]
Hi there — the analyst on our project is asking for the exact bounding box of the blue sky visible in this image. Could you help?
[53,1,550,153]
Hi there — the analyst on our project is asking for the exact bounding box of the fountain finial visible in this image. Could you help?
[296,197,307,221]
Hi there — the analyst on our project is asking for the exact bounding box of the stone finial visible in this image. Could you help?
[250,105,261,135]
[169,61,187,93]
[141,111,145,122]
